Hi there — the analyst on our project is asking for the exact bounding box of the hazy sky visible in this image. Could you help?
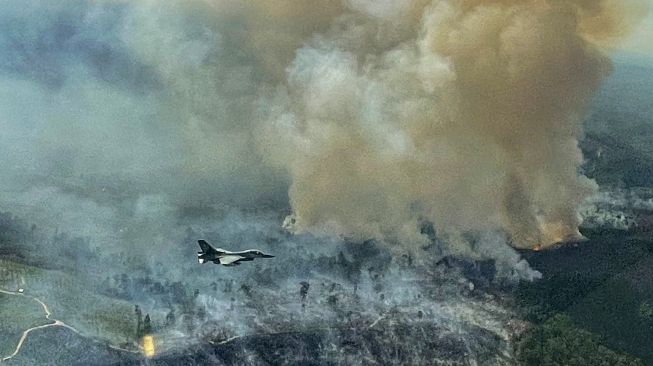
[621,1,653,57]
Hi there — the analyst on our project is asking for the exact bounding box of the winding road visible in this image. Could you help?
[1,287,142,363]
[0,288,80,362]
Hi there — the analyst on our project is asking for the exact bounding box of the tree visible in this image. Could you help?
[134,305,143,339]
[143,314,153,335]
[517,314,644,366]
[638,302,653,321]
[240,284,252,298]
[165,309,176,327]
[300,281,310,302]
[197,306,207,322]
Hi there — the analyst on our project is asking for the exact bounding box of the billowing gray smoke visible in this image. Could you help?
[0,0,648,263]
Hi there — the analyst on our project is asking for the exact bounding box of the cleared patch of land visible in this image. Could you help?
[0,292,50,357]
[0,259,137,350]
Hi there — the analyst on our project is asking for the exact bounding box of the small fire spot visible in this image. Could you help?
[142,335,155,358]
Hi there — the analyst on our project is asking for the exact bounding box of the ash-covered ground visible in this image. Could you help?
[1,205,527,365]
[2,188,652,365]
[2,182,652,365]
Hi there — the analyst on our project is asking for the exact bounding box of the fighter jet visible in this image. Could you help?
[196,239,274,266]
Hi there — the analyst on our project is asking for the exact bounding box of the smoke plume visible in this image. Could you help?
[0,0,647,262]
[259,0,648,249]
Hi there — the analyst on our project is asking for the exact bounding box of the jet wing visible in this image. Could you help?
[219,255,244,265]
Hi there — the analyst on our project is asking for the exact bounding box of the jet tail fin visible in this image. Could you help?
[197,240,217,264]
[197,239,216,254]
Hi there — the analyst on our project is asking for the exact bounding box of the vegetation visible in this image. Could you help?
[0,293,51,356]
[517,230,653,365]
[515,271,605,322]
[0,259,136,345]
[639,302,653,321]
[516,314,644,366]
